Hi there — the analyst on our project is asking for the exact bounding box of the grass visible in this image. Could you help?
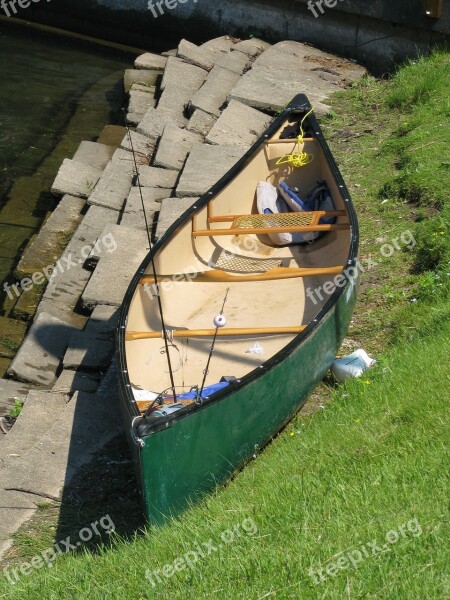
[0,49,449,598]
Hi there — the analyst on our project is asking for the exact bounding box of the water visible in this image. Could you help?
[0,19,134,373]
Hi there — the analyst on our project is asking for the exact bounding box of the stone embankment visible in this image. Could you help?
[0,35,365,557]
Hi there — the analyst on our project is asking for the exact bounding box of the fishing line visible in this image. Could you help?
[199,287,230,399]
[125,123,178,401]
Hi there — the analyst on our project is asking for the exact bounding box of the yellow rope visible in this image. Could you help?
[276,107,314,168]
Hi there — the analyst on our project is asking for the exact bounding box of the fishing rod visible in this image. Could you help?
[124,122,177,402]
[199,287,230,399]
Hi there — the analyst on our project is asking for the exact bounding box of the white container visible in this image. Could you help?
[331,349,376,383]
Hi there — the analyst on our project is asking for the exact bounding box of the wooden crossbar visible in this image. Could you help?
[140,266,344,285]
[126,326,306,341]
[193,223,349,237]
[265,137,315,145]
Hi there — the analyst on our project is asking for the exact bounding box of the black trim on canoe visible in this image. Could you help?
[116,94,359,435]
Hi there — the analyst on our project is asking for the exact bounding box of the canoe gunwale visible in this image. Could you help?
[116,94,359,435]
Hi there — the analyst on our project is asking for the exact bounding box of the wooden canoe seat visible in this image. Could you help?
[140,265,344,285]
[193,211,350,237]
[126,325,306,341]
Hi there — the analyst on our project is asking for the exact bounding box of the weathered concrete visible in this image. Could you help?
[7,312,74,386]
[136,165,179,189]
[15,195,85,277]
[134,52,167,70]
[72,204,120,247]
[215,50,251,75]
[81,225,149,310]
[119,130,156,164]
[88,152,134,211]
[187,109,217,136]
[206,99,272,147]
[119,187,164,230]
[127,85,157,126]
[52,369,100,394]
[124,68,161,92]
[232,38,271,58]
[200,36,237,56]
[229,41,367,115]
[176,144,246,197]
[160,56,207,93]
[51,159,102,199]
[83,305,119,336]
[155,197,199,240]
[63,332,114,371]
[72,140,116,171]
[154,123,203,171]
[177,39,216,71]
[189,65,241,117]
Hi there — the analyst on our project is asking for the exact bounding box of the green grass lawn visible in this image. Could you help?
[0,50,448,599]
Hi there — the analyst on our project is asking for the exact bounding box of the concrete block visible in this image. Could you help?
[232,38,271,58]
[124,69,161,93]
[88,154,134,211]
[119,130,156,164]
[84,305,119,336]
[63,332,114,371]
[72,141,115,171]
[7,312,75,386]
[215,50,252,75]
[187,109,217,136]
[206,99,272,147]
[154,123,203,171]
[137,89,189,140]
[160,56,207,93]
[176,144,246,197]
[120,188,162,231]
[136,165,179,189]
[72,205,120,247]
[200,36,237,56]
[51,159,102,199]
[52,369,100,394]
[127,87,157,126]
[229,41,366,115]
[16,194,85,277]
[177,39,215,71]
[189,65,241,117]
[156,197,199,240]
[81,225,149,310]
[134,52,167,70]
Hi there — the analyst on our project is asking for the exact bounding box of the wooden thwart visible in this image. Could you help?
[140,266,344,285]
[126,326,306,341]
[193,223,349,237]
[208,210,346,223]
[265,138,316,145]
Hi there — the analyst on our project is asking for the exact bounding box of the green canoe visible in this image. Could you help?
[117,94,359,524]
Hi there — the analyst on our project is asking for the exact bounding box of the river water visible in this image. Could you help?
[0,19,134,374]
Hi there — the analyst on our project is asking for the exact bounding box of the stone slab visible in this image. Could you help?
[206,99,272,147]
[7,312,75,386]
[127,87,157,126]
[136,165,179,189]
[232,38,271,58]
[155,197,199,240]
[72,141,115,171]
[16,194,85,277]
[215,50,252,75]
[119,130,156,164]
[134,52,167,70]
[88,152,134,211]
[51,159,102,199]
[63,332,114,371]
[81,225,149,310]
[189,65,241,118]
[186,109,217,136]
[84,305,119,336]
[177,39,215,71]
[124,68,160,93]
[200,36,237,57]
[229,41,367,115]
[119,188,163,231]
[136,88,190,140]
[160,56,207,93]
[176,144,246,197]
[154,123,203,171]
[72,204,120,247]
[52,369,100,394]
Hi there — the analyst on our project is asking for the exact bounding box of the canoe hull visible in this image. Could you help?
[121,273,358,524]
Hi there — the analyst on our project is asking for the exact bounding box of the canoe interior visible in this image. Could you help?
[125,119,352,413]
